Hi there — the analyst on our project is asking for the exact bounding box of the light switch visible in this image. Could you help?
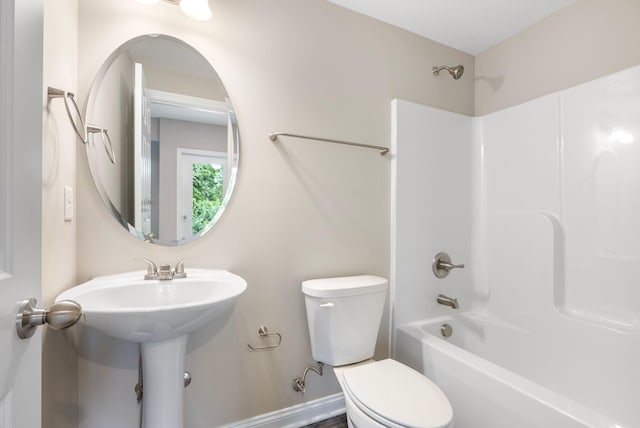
[64,186,73,222]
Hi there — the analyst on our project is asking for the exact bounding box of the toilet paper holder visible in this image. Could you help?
[247,325,282,351]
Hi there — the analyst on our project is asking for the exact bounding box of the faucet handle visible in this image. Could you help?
[135,258,158,280]
[174,259,187,279]
[432,252,465,278]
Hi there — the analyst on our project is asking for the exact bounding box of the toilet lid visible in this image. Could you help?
[342,359,452,428]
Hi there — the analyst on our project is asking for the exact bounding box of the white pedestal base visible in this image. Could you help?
[141,335,187,428]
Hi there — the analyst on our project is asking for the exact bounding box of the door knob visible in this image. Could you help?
[16,298,83,339]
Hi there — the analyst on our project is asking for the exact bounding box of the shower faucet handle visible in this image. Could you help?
[439,261,465,270]
[432,252,465,278]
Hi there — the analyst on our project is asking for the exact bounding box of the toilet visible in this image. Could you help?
[302,275,453,428]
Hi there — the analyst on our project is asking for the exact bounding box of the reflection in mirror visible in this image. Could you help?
[86,35,239,246]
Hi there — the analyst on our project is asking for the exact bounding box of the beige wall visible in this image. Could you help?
[68,0,473,426]
[145,64,226,101]
[475,0,640,115]
[89,51,134,216]
[42,1,79,428]
[41,0,640,426]
[42,1,78,304]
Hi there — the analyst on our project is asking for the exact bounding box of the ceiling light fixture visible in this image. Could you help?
[136,0,212,22]
[179,0,213,21]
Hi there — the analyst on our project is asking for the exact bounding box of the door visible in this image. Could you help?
[134,62,153,237]
[0,1,43,427]
[176,149,227,241]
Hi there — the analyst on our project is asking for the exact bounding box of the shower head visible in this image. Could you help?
[432,65,464,80]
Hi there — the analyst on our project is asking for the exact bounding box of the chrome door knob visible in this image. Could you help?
[16,298,83,339]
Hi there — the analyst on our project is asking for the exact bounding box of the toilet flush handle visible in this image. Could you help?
[319,302,334,308]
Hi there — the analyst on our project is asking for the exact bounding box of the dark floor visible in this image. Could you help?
[301,413,348,428]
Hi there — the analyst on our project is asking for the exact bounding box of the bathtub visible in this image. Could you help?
[394,312,634,428]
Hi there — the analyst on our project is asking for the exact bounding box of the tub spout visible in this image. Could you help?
[437,294,459,310]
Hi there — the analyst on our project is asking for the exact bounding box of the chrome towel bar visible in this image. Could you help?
[87,124,116,164]
[247,325,282,351]
[47,86,87,143]
[269,132,389,155]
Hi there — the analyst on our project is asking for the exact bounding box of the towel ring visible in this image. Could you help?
[48,86,88,143]
[87,124,116,164]
[247,326,282,351]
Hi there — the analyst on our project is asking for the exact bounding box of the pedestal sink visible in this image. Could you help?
[56,269,247,428]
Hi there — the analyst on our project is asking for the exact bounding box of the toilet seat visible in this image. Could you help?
[341,359,452,428]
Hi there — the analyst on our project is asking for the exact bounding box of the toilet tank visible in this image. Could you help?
[302,275,388,366]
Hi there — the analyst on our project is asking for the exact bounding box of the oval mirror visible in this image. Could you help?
[85,35,239,246]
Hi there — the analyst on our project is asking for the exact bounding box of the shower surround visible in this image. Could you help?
[391,64,640,427]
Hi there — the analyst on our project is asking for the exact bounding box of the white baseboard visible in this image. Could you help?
[224,393,345,428]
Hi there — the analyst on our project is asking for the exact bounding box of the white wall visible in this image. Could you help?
[0,1,46,427]
[390,100,472,332]
[393,63,640,428]
[560,65,640,328]
[391,0,640,339]
[479,94,561,321]
[394,63,640,332]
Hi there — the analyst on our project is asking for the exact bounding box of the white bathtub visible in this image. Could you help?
[394,312,634,428]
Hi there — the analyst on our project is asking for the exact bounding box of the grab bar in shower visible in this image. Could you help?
[268,132,389,156]
[47,86,88,143]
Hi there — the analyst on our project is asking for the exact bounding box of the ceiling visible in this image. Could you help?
[327,0,576,55]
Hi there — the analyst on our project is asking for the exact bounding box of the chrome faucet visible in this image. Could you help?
[437,294,459,310]
[157,264,174,280]
[135,258,188,280]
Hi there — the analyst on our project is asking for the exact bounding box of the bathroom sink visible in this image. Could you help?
[57,268,247,428]
[56,268,247,343]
